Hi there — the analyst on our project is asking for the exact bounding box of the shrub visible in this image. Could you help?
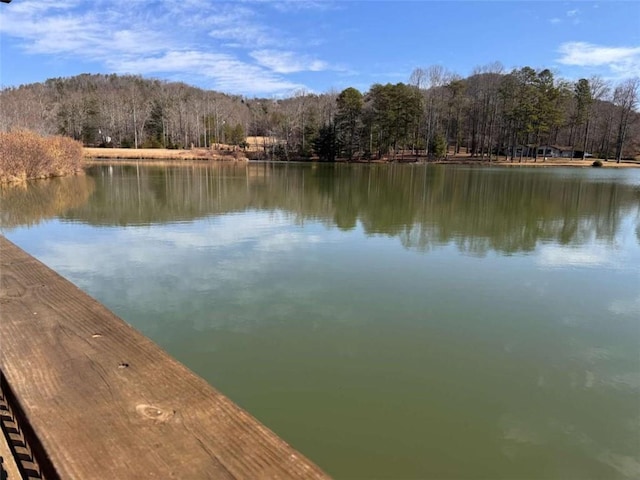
[141,138,164,149]
[0,130,84,183]
[429,133,447,159]
[592,160,603,168]
[245,151,264,161]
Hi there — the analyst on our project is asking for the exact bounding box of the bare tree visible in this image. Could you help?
[613,78,639,163]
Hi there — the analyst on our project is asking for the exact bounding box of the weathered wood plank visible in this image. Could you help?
[0,236,330,479]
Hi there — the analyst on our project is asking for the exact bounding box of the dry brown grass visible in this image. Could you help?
[83,147,248,161]
[433,152,640,168]
[469,157,640,168]
[245,136,279,152]
[84,145,639,168]
[0,131,84,183]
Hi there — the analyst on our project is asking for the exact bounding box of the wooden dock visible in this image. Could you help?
[0,236,330,479]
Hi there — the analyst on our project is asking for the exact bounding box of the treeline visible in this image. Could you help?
[0,66,638,161]
[0,74,249,150]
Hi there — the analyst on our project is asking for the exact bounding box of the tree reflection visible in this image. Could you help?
[3,163,639,253]
[0,175,95,230]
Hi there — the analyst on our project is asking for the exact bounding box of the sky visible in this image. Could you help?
[0,0,639,97]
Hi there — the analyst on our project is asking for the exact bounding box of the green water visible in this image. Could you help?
[2,163,639,479]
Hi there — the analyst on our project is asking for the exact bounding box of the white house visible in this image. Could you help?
[537,145,578,158]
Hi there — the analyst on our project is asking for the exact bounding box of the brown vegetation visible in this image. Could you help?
[83,146,247,161]
[430,150,640,168]
[83,145,639,168]
[0,130,83,183]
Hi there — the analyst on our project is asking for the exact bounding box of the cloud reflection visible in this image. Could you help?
[609,294,640,317]
[537,245,621,269]
[37,212,335,336]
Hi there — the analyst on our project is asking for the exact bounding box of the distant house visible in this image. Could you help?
[508,145,535,157]
[506,145,592,159]
[536,145,591,158]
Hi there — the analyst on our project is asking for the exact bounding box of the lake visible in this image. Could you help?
[1,162,639,479]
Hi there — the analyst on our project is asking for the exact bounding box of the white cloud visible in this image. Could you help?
[549,18,561,24]
[242,0,337,13]
[557,42,640,78]
[250,49,330,73]
[205,4,282,48]
[210,26,278,49]
[0,0,334,95]
[9,0,81,15]
[110,30,168,55]
[564,8,581,24]
[0,6,102,55]
[108,50,303,94]
[558,42,640,66]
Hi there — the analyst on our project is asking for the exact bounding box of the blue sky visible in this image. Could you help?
[1,0,639,96]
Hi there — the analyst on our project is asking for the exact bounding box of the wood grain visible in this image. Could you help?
[0,236,330,479]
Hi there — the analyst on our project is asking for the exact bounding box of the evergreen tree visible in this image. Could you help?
[335,87,363,160]
[313,123,338,161]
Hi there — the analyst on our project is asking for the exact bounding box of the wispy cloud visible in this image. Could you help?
[244,0,337,13]
[108,50,303,94]
[210,25,279,49]
[0,0,335,95]
[272,0,336,13]
[250,49,330,73]
[205,3,281,48]
[565,8,581,24]
[557,42,640,79]
[8,0,81,15]
[549,17,561,25]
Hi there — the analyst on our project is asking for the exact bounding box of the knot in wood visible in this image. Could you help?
[135,404,175,422]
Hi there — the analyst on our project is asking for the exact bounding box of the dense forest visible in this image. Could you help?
[1,65,638,162]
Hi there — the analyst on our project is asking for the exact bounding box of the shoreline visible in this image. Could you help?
[83,148,640,168]
[431,157,640,168]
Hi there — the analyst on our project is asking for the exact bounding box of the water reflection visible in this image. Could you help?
[1,163,639,479]
[0,174,95,230]
[4,163,636,254]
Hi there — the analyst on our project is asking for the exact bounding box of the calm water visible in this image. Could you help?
[2,163,640,479]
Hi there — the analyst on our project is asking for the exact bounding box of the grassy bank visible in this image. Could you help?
[83,147,247,161]
[434,155,640,168]
[0,131,84,183]
[83,144,639,168]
